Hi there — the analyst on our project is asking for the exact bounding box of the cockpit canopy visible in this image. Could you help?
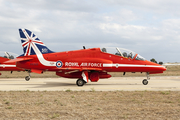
[101,47,145,61]
[0,51,18,59]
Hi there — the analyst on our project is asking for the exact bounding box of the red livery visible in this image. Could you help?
[5,29,166,86]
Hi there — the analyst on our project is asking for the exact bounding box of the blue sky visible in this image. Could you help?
[0,0,180,62]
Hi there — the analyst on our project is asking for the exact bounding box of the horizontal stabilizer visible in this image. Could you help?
[4,57,33,63]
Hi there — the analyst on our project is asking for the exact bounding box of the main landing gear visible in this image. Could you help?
[142,72,150,85]
[25,71,31,81]
[76,78,86,86]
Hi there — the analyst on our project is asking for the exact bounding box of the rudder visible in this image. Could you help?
[19,28,54,56]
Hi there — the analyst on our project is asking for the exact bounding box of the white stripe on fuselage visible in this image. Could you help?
[103,64,165,68]
[0,65,16,68]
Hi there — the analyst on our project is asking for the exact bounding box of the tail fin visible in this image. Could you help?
[19,28,54,56]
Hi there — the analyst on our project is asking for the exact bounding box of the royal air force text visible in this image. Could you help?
[65,62,102,67]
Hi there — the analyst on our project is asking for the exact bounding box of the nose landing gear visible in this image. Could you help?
[25,71,31,81]
[142,72,150,85]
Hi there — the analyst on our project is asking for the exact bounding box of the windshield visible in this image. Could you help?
[135,54,145,61]
[101,47,145,61]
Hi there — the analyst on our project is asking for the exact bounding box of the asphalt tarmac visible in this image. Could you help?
[0,76,180,91]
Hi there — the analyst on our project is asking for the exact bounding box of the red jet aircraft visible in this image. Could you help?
[5,29,166,86]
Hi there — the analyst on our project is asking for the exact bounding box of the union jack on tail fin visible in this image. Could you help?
[19,29,54,56]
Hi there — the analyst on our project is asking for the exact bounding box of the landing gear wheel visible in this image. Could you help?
[142,79,148,85]
[25,76,30,81]
[76,79,85,86]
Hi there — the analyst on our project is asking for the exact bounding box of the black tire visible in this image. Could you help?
[76,79,84,86]
[142,79,148,85]
[25,76,30,81]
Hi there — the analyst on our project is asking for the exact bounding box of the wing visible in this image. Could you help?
[4,57,33,63]
[60,67,102,71]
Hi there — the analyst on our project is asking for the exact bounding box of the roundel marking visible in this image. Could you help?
[56,61,63,68]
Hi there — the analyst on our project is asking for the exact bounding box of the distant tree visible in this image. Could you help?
[159,61,163,65]
[150,58,157,63]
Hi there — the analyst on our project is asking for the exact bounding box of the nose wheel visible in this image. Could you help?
[142,79,148,85]
[25,76,30,81]
[25,71,31,81]
[142,72,150,85]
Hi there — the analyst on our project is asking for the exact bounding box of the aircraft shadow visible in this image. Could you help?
[30,82,140,88]
[0,81,141,89]
[0,80,23,82]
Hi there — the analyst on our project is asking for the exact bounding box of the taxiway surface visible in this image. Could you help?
[0,76,180,91]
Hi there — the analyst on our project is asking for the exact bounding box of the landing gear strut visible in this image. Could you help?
[25,71,31,81]
[76,78,85,86]
[142,72,150,85]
